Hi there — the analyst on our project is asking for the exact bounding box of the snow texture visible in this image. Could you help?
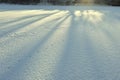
[0,4,120,80]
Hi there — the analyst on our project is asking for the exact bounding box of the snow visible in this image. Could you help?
[0,4,120,80]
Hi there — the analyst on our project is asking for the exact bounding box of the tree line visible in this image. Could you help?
[0,0,120,6]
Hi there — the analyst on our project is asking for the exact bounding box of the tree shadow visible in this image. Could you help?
[89,9,120,47]
[0,13,70,80]
[0,5,120,80]
[0,11,61,38]
[0,11,59,26]
[53,9,107,80]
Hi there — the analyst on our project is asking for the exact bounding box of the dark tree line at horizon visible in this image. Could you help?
[0,0,120,6]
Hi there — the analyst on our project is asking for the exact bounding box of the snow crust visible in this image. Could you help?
[0,4,120,80]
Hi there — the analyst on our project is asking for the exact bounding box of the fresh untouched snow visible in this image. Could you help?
[0,4,120,80]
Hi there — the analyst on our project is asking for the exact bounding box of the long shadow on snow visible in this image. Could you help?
[0,11,68,48]
[0,15,47,37]
[0,11,59,28]
[97,18,120,50]
[91,11,120,48]
[0,11,59,25]
[54,10,107,80]
[0,11,60,38]
[0,13,70,80]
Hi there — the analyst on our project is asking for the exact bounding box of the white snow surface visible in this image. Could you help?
[0,4,120,80]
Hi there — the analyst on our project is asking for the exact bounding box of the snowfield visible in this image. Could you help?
[0,4,120,80]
